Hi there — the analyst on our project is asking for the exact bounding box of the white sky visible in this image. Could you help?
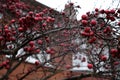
[36,0,120,19]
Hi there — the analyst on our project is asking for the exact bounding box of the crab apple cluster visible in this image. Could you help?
[103,26,111,33]
[0,25,17,48]
[79,8,120,73]
[81,27,94,37]
[81,15,97,26]
[18,13,37,30]
[88,36,97,43]
[80,8,120,44]
[81,16,98,44]
[23,37,54,55]
[17,10,55,32]
[0,0,29,18]
[23,40,42,54]
[81,27,96,43]
[95,8,120,23]
[46,48,56,55]
[23,46,36,53]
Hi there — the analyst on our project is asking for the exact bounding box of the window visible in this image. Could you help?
[72,52,91,71]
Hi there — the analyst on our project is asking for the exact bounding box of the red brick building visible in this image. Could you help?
[0,0,110,80]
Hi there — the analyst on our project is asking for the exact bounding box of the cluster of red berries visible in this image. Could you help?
[0,60,10,69]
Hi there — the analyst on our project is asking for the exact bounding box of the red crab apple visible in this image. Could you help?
[4,25,8,29]
[59,43,66,46]
[46,48,55,54]
[50,18,55,22]
[88,36,96,43]
[37,40,43,45]
[10,37,16,41]
[103,26,111,33]
[18,27,24,32]
[29,46,36,52]
[29,41,35,47]
[35,61,40,66]
[106,15,110,20]
[2,60,9,67]
[110,16,115,21]
[105,10,110,14]
[81,20,88,26]
[45,37,50,43]
[87,64,93,69]
[81,31,89,36]
[110,9,115,14]
[35,13,40,17]
[24,47,29,52]
[39,12,44,16]
[10,19,16,23]
[28,11,34,16]
[43,8,48,13]
[100,9,105,14]
[12,31,16,35]
[101,55,107,61]
[5,29,10,33]
[42,23,47,27]
[35,49,40,53]
[81,14,88,20]
[84,27,91,33]
[46,49,51,54]
[110,48,118,54]
[89,31,94,36]
[38,17,43,21]
[114,61,119,65]
[90,20,97,26]
[49,50,55,54]
[34,17,39,21]
[61,12,65,15]
[95,8,99,12]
